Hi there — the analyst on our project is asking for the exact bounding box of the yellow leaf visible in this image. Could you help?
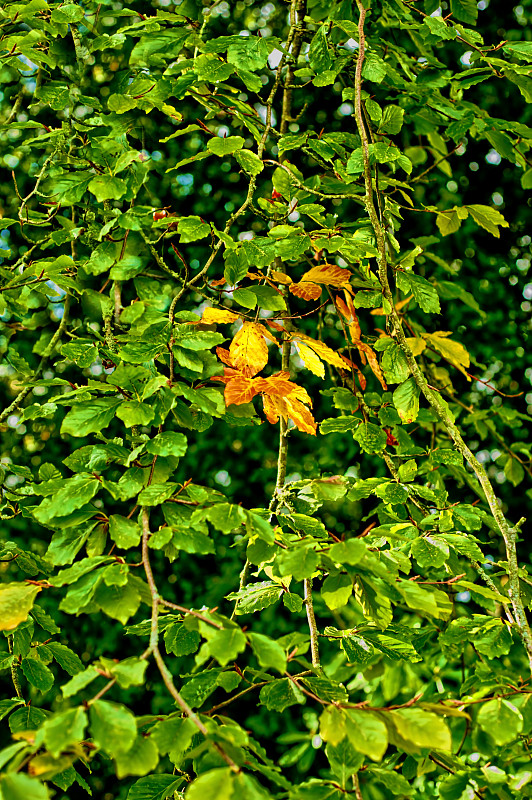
[295,341,325,379]
[270,270,293,285]
[0,582,41,631]
[300,264,351,287]
[405,337,426,356]
[229,322,269,377]
[289,281,322,301]
[200,307,240,325]
[295,334,346,371]
[424,331,470,378]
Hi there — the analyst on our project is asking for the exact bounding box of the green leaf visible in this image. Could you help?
[234,149,263,175]
[393,379,420,424]
[146,432,188,457]
[62,666,100,698]
[138,483,178,506]
[127,775,184,800]
[164,624,201,656]
[379,105,404,135]
[177,216,211,243]
[47,642,83,675]
[227,581,283,615]
[109,515,142,549]
[115,734,159,779]
[328,540,366,566]
[201,627,246,666]
[42,707,88,758]
[388,708,452,752]
[249,632,287,673]
[353,422,387,453]
[450,0,478,24]
[61,399,122,437]
[186,768,234,800]
[0,583,41,631]
[276,545,319,580]
[94,580,141,624]
[207,136,245,156]
[466,204,509,238]
[0,774,50,800]
[206,503,246,533]
[411,536,449,568]
[504,455,525,487]
[88,175,127,202]
[232,288,257,309]
[309,26,332,72]
[259,678,306,712]
[326,740,364,789]
[116,401,155,427]
[89,699,137,757]
[321,573,353,611]
[20,656,54,692]
[397,273,441,314]
[345,709,388,761]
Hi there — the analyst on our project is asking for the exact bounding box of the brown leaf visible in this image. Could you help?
[300,264,351,287]
[289,281,323,301]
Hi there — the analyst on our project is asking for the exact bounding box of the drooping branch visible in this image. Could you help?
[353,0,532,674]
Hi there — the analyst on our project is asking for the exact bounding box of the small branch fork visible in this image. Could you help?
[353,0,532,676]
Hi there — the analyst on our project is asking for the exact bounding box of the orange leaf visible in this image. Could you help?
[294,341,325,379]
[300,264,351,287]
[289,281,322,301]
[224,375,261,405]
[294,334,345,371]
[370,295,413,316]
[255,373,294,398]
[262,393,316,435]
[357,342,387,390]
[215,347,235,367]
[229,322,269,377]
[210,277,227,288]
[200,307,240,325]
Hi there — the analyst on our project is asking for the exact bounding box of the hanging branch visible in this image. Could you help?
[353,0,532,675]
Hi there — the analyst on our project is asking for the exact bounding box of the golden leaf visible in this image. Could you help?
[295,341,325,379]
[270,270,293,285]
[424,332,470,378]
[289,281,322,301]
[200,307,240,325]
[295,333,346,371]
[300,264,351,287]
[229,322,269,377]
